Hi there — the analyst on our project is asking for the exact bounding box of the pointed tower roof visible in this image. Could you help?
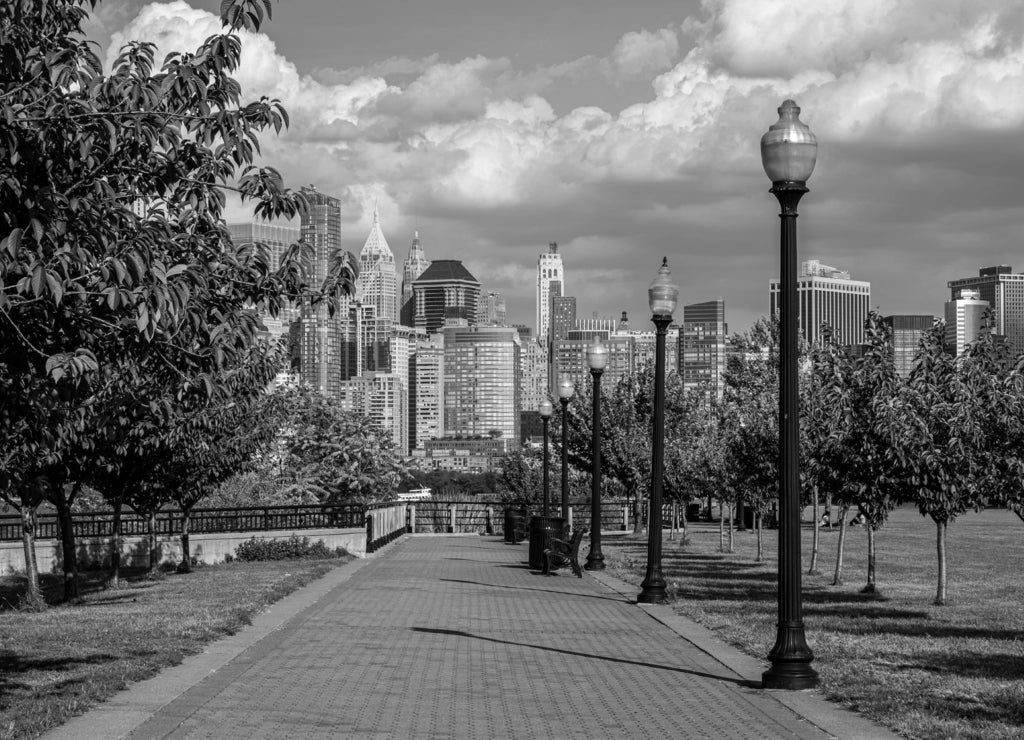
[360,204,394,261]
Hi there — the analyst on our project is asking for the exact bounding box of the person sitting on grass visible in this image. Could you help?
[819,511,832,528]
[849,511,867,527]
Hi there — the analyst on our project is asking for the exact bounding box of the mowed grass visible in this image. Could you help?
[602,505,1024,740]
[0,557,350,740]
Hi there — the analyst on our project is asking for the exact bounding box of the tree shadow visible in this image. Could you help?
[411,627,758,688]
[0,651,119,695]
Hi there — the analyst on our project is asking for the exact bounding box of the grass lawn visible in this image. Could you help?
[602,505,1024,740]
[0,557,350,740]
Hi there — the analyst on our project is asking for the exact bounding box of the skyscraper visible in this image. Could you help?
[944,290,988,356]
[227,221,301,334]
[536,242,564,342]
[769,259,870,346]
[947,266,1024,356]
[357,205,398,322]
[478,291,506,326]
[410,333,445,450]
[883,315,934,376]
[443,325,521,445]
[409,260,481,335]
[400,230,430,325]
[681,299,727,401]
[299,186,344,396]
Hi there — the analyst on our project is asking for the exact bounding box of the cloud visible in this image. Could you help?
[106,0,1024,333]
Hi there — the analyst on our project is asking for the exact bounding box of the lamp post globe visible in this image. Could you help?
[584,336,608,571]
[539,399,554,515]
[557,376,575,523]
[761,99,819,690]
[638,257,678,604]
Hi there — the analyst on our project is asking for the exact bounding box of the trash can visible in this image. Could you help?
[528,515,567,570]
[504,507,528,543]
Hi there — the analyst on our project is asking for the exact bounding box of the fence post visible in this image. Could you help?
[366,510,374,553]
[622,505,628,531]
[486,506,493,535]
[409,504,416,534]
[568,506,573,534]
[449,504,456,534]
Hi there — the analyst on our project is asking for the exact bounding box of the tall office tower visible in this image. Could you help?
[680,299,728,402]
[769,259,870,346]
[944,290,988,356]
[410,334,445,450]
[552,330,635,393]
[338,373,408,455]
[357,206,398,322]
[549,296,577,341]
[518,332,548,414]
[227,221,302,335]
[409,260,481,335]
[536,241,564,342]
[443,325,521,446]
[299,186,344,397]
[478,291,507,326]
[400,230,430,325]
[948,266,1024,356]
[882,315,934,377]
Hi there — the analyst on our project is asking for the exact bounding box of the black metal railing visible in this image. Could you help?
[0,504,365,542]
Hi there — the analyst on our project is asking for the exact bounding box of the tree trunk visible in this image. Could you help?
[863,525,877,594]
[736,500,746,531]
[727,503,734,553]
[825,493,833,531]
[55,490,79,602]
[107,494,123,588]
[832,505,850,586]
[934,517,947,605]
[756,512,763,562]
[808,486,820,574]
[633,493,643,535]
[20,505,43,607]
[718,499,725,552]
[178,507,192,573]
[147,509,159,573]
[680,503,687,547]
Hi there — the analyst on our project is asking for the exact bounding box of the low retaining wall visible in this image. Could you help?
[0,528,366,576]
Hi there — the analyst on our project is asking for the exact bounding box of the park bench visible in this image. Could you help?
[543,527,586,577]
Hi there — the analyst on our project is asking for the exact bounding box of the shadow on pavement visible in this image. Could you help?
[438,578,627,602]
[411,627,758,689]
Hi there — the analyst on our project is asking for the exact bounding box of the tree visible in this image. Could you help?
[0,0,358,599]
[885,320,1003,604]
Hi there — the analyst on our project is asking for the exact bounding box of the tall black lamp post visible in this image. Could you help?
[760,99,819,690]
[539,399,553,515]
[638,257,678,604]
[557,376,575,523]
[584,337,608,571]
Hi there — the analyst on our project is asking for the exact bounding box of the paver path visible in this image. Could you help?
[49,534,896,739]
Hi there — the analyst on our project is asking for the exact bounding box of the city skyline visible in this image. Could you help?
[91,0,1024,334]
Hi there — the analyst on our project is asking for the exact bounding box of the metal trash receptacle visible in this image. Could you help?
[528,515,567,569]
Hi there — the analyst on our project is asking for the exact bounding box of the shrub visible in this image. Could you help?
[233,535,349,562]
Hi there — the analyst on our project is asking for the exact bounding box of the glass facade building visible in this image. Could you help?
[443,326,521,445]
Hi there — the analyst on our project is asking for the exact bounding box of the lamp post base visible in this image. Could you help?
[762,622,818,690]
[636,585,667,604]
[584,552,605,571]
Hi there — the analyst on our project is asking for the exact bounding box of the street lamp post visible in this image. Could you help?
[584,337,608,571]
[638,257,678,604]
[539,399,554,516]
[557,376,575,523]
[760,99,819,690]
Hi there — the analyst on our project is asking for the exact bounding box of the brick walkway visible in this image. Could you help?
[47,534,899,739]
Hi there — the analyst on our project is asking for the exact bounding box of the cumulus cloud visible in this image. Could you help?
[107,0,1024,331]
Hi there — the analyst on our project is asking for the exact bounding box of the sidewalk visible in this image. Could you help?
[46,534,899,740]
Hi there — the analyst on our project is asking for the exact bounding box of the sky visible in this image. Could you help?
[85,0,1024,335]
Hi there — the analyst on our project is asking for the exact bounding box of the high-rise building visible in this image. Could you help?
[338,372,407,455]
[357,206,398,322]
[883,315,934,377]
[681,299,727,401]
[947,266,1024,357]
[552,330,635,392]
[400,230,430,325]
[298,186,344,397]
[478,291,506,326]
[518,332,548,417]
[549,296,576,341]
[227,221,301,335]
[769,259,871,346]
[410,333,444,450]
[409,260,481,335]
[944,290,988,356]
[443,325,521,446]
[536,242,564,342]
